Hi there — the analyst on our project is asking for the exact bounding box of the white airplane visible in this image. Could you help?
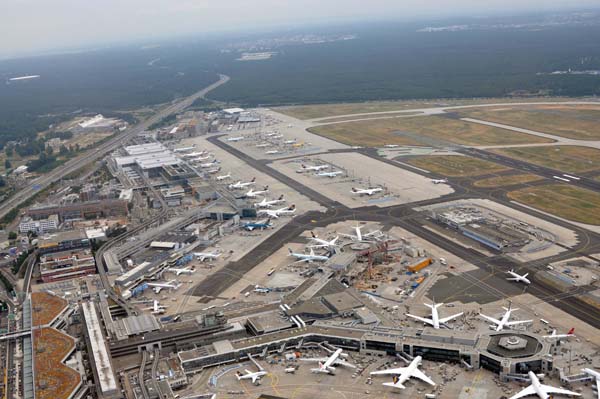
[543,327,575,340]
[351,187,383,196]
[206,167,221,174]
[253,285,271,294]
[216,172,231,181]
[191,154,212,162]
[316,170,344,178]
[256,143,271,148]
[254,195,285,208]
[582,368,600,399]
[384,144,400,148]
[308,232,340,251]
[431,179,448,184]
[507,269,531,285]
[370,356,435,390]
[147,281,179,294]
[406,301,463,329]
[265,132,279,137]
[144,300,167,314]
[236,369,267,385]
[244,186,269,198]
[288,247,329,263]
[193,251,221,262]
[479,303,532,331]
[229,177,256,189]
[339,225,380,242]
[257,204,296,218]
[301,164,329,172]
[200,160,219,168]
[265,150,280,155]
[284,139,297,144]
[508,371,580,399]
[182,151,207,158]
[167,266,195,276]
[300,348,356,374]
[227,136,244,142]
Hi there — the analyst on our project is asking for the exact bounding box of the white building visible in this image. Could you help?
[19,215,59,234]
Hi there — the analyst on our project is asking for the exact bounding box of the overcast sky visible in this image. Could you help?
[2,0,599,58]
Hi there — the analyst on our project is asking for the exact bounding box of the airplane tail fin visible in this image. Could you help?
[568,327,575,335]
[288,248,293,254]
[278,194,284,200]
[264,185,269,190]
[251,177,256,182]
[289,204,296,210]
[311,231,317,238]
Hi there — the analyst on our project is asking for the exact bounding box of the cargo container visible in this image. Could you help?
[408,257,432,273]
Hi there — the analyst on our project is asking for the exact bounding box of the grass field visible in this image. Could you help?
[276,98,579,120]
[474,173,543,188]
[309,115,553,147]
[508,184,600,225]
[493,145,600,173]
[407,155,510,177]
[458,105,600,140]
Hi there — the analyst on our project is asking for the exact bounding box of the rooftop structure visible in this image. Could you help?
[33,327,81,399]
[113,314,161,339]
[19,214,59,234]
[39,247,96,283]
[28,200,128,223]
[124,142,166,156]
[81,301,119,398]
[31,292,68,327]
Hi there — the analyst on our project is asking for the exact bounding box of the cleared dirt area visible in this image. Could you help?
[458,105,600,140]
[407,155,510,177]
[508,184,600,225]
[493,145,600,173]
[309,115,552,147]
[474,173,543,188]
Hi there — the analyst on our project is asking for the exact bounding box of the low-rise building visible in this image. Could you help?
[39,247,96,283]
[19,214,59,234]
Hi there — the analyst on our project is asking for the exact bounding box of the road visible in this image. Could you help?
[0,74,230,221]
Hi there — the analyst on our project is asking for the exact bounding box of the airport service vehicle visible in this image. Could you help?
[370,356,435,389]
[193,251,220,261]
[479,303,532,331]
[406,301,463,329]
[254,195,285,208]
[508,371,580,399]
[257,204,296,218]
[506,269,531,285]
[351,187,383,196]
[229,177,256,189]
[288,247,329,263]
[301,348,357,374]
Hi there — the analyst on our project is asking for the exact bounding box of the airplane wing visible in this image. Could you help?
[439,312,463,324]
[540,384,581,397]
[411,368,436,386]
[479,314,501,325]
[406,314,434,326]
[508,385,537,399]
[506,277,521,281]
[370,368,406,376]
[251,374,259,384]
[506,320,533,326]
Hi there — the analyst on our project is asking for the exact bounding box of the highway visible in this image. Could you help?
[0,74,230,221]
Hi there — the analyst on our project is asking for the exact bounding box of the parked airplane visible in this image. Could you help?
[253,285,271,294]
[167,266,195,276]
[257,204,296,218]
[300,348,356,374]
[288,247,329,263]
[508,371,580,399]
[384,144,400,148]
[284,139,297,144]
[227,136,244,142]
[245,186,269,198]
[200,160,219,168]
[229,177,256,189]
[317,170,344,178]
[242,218,273,231]
[182,151,207,158]
[216,172,232,181]
[206,167,221,174]
[301,164,329,172]
[370,356,435,390]
[193,251,221,262]
[582,368,600,399]
[479,303,532,331]
[236,369,267,385]
[265,150,280,155]
[256,143,271,148]
[191,155,212,162]
[145,300,167,314]
[339,225,381,242]
[351,187,383,196]
[308,232,340,251]
[507,269,531,285]
[406,301,463,329]
[254,195,285,208]
[147,281,179,294]
[543,328,575,340]
[431,179,448,184]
